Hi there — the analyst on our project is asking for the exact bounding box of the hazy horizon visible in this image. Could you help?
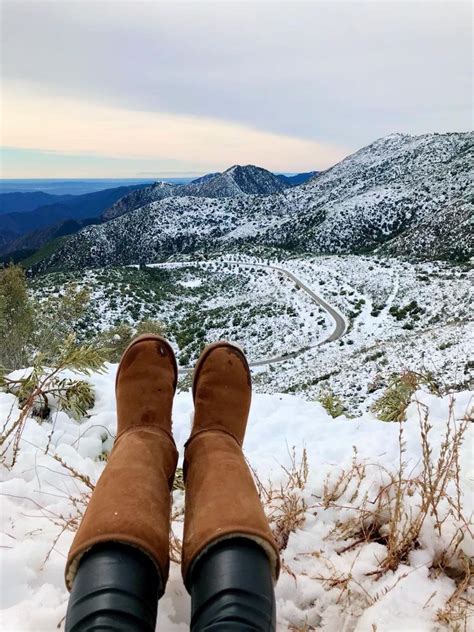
[1,1,472,178]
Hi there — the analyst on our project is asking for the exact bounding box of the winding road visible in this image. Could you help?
[235,263,346,368]
[158,260,347,374]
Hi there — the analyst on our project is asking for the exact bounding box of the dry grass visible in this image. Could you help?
[251,447,310,552]
[314,394,473,628]
[169,527,183,565]
[173,467,185,491]
[320,397,471,573]
[435,552,473,631]
[52,454,96,491]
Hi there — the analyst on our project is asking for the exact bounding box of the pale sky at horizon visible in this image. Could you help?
[0,0,472,178]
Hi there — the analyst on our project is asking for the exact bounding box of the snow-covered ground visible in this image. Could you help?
[1,365,472,631]
[30,253,472,414]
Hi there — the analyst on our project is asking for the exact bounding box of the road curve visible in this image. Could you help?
[235,262,346,368]
[158,260,347,374]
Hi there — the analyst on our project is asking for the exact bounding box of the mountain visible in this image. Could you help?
[0,217,101,263]
[101,182,177,220]
[0,191,72,214]
[186,172,221,185]
[34,132,473,272]
[0,184,147,242]
[102,165,288,220]
[179,164,288,197]
[276,171,319,186]
[270,132,473,258]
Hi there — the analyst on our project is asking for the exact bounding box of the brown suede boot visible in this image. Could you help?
[182,342,280,590]
[65,334,179,594]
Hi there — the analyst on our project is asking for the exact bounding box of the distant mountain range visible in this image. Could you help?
[277,171,318,186]
[0,184,146,241]
[102,165,308,220]
[32,132,472,273]
[0,218,101,264]
[0,169,316,256]
[0,191,73,214]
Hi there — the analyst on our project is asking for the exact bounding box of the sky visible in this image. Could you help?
[0,0,472,178]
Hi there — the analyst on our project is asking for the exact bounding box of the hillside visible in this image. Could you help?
[30,254,472,411]
[0,191,72,214]
[0,183,147,247]
[101,181,177,220]
[37,132,473,272]
[102,164,288,220]
[272,132,473,258]
[0,218,101,263]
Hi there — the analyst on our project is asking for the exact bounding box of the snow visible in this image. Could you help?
[30,253,472,414]
[177,278,202,288]
[37,131,473,273]
[1,364,472,631]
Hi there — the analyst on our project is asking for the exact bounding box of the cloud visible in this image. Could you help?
[2,1,472,147]
[1,1,471,176]
[1,83,349,176]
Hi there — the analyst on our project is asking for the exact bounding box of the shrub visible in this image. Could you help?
[134,319,166,338]
[94,319,166,362]
[372,371,439,422]
[0,264,34,369]
[0,335,107,466]
[364,350,385,363]
[95,323,134,361]
[33,283,91,361]
[319,390,345,418]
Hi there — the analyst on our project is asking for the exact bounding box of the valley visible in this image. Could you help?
[31,252,472,414]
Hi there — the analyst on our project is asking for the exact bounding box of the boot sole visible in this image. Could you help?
[192,341,250,403]
[115,333,178,393]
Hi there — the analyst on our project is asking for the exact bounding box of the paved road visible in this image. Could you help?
[235,262,346,368]
[167,260,346,374]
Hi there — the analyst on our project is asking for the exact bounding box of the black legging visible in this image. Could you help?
[66,539,276,631]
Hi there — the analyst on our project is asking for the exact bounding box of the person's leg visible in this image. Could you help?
[182,342,280,629]
[65,335,179,630]
[66,543,161,632]
[190,538,276,632]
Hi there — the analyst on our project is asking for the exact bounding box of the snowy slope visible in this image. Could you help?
[30,254,472,415]
[101,181,177,220]
[102,165,287,220]
[1,367,472,631]
[38,132,473,272]
[275,132,473,258]
[179,164,288,197]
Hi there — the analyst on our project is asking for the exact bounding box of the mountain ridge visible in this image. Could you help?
[32,131,474,272]
[0,184,147,241]
[102,164,291,220]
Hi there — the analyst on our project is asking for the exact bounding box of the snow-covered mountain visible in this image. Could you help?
[102,165,288,220]
[101,181,177,220]
[272,132,473,258]
[180,164,288,197]
[37,132,473,272]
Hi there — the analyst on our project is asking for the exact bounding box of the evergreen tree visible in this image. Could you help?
[0,265,34,369]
